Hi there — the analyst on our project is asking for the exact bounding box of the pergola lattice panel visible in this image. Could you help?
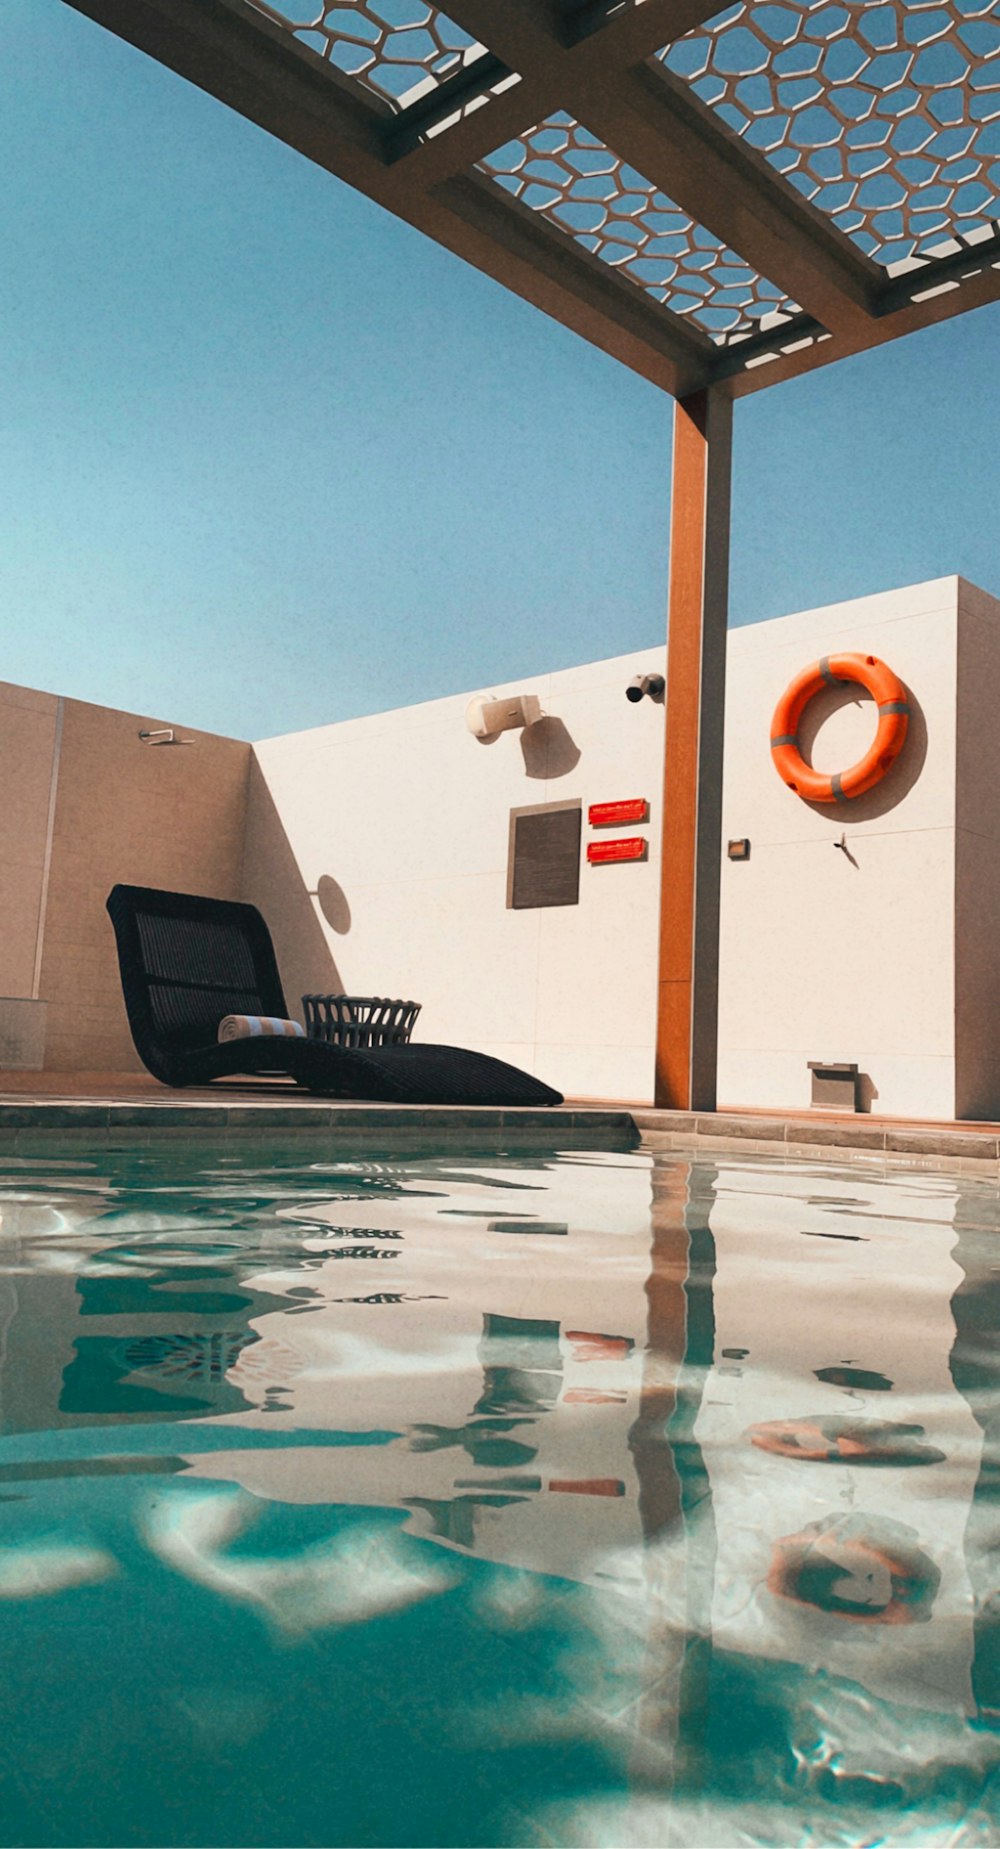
[657,0,1000,267]
[479,112,800,342]
[64,0,1000,395]
[247,0,483,107]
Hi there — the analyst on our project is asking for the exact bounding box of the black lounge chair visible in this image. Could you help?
[106,884,562,1107]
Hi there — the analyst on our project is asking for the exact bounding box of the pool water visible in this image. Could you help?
[0,1138,997,1847]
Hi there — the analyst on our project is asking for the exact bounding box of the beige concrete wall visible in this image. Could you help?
[955,579,1000,1119]
[0,681,61,1002]
[31,697,251,1072]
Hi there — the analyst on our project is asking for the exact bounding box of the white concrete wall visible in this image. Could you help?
[718,578,961,1119]
[954,578,1000,1119]
[244,652,667,1103]
[246,574,999,1118]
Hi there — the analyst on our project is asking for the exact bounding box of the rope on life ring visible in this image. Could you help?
[770,653,910,804]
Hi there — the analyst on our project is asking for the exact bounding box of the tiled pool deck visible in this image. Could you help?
[0,1072,999,1174]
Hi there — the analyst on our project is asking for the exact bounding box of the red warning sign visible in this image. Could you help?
[586,837,647,865]
[588,798,648,828]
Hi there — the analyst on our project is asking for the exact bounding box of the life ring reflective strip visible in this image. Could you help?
[770,652,910,805]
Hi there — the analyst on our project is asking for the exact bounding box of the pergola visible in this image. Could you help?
[64,0,1000,1109]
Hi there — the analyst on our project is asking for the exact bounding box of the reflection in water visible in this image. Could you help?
[949,1183,1000,1723]
[477,1312,562,1416]
[0,1140,998,1845]
[0,1540,117,1599]
[749,1415,946,1466]
[142,1485,457,1639]
[814,1363,895,1392]
[409,1420,539,1468]
[768,1511,941,1623]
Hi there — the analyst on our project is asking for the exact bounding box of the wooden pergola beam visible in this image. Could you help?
[591,69,878,338]
[442,0,880,335]
[62,0,1000,396]
[718,239,1000,400]
[62,0,713,396]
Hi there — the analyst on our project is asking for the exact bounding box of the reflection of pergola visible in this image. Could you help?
[66,0,1000,1108]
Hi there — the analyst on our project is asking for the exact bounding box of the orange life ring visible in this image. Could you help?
[770,653,910,804]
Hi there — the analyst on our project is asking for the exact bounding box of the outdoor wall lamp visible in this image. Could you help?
[466,692,542,740]
[137,728,191,745]
[626,674,665,704]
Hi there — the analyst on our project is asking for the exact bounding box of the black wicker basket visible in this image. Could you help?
[302,994,421,1050]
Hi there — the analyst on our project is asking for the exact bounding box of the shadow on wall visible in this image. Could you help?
[799,680,928,824]
[240,757,344,1015]
[520,716,581,780]
[316,875,351,935]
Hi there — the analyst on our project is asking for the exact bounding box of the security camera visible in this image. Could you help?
[626,674,665,704]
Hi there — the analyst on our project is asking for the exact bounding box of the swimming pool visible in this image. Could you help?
[0,1137,997,1847]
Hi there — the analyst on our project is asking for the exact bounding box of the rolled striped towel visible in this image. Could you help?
[217,1015,306,1043]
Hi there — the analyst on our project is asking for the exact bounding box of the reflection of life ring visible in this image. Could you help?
[770,654,909,803]
[769,1514,939,1624]
[749,1416,944,1467]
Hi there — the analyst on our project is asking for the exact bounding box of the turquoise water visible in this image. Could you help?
[0,1138,997,1847]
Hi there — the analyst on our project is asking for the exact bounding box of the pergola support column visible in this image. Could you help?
[655,387,733,1111]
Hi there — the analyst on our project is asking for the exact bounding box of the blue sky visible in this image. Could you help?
[2,0,998,740]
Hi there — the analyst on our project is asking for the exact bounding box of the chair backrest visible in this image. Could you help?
[106,884,288,1072]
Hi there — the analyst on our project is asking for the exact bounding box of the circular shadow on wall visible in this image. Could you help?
[790,680,928,822]
[316,876,352,935]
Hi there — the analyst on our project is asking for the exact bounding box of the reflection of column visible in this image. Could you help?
[629,1163,688,1541]
[949,1184,1000,1720]
[628,1156,719,1792]
[0,1277,17,1432]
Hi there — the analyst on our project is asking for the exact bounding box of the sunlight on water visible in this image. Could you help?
[0,1138,997,1846]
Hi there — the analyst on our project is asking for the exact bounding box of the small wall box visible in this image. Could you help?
[728,838,750,861]
[808,1060,859,1111]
